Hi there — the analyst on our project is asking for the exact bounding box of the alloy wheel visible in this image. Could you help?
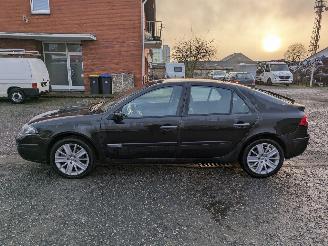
[246,143,280,175]
[55,143,90,176]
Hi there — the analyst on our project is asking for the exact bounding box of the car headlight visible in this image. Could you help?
[18,124,38,137]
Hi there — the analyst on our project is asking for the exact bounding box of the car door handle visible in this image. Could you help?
[233,122,251,128]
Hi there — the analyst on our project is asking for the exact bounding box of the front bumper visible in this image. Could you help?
[272,78,293,84]
[16,135,49,163]
[22,86,50,98]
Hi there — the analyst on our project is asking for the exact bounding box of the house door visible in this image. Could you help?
[44,43,84,91]
[68,53,84,90]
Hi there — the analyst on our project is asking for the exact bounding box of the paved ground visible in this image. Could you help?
[0,86,327,245]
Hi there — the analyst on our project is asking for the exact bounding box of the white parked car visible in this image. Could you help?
[210,70,227,80]
[0,58,50,103]
[257,62,293,85]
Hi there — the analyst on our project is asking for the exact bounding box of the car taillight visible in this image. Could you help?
[299,115,308,127]
[32,83,38,89]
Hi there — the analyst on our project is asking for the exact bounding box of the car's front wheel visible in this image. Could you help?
[241,139,284,178]
[50,138,95,178]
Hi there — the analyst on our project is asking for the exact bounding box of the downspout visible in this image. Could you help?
[142,0,149,85]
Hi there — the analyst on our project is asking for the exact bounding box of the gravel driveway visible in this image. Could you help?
[0,87,327,245]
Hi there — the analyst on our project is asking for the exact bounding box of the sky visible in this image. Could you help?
[157,0,328,61]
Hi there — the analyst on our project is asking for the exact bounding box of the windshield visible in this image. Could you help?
[99,87,145,111]
[270,64,289,72]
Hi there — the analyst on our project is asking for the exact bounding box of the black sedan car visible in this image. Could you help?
[16,79,309,179]
[225,72,256,88]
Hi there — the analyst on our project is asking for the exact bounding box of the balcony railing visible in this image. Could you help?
[145,21,163,42]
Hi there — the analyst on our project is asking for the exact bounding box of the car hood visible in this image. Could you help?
[28,106,102,124]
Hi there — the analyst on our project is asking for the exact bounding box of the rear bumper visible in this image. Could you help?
[22,88,49,97]
[22,88,40,97]
[285,136,310,159]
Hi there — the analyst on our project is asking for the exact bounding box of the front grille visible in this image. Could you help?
[279,76,290,80]
[41,82,47,87]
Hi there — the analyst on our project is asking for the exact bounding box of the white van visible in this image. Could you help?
[0,58,50,103]
[257,62,293,85]
[165,63,185,79]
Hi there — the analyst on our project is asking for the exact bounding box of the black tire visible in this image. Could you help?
[8,88,25,104]
[50,137,95,179]
[240,139,284,178]
[267,78,273,86]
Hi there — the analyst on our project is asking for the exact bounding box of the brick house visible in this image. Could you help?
[0,0,162,92]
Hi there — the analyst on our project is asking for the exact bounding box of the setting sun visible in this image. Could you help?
[262,35,282,53]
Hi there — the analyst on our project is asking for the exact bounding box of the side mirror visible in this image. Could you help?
[111,112,126,123]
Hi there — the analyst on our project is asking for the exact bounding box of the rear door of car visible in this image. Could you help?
[178,84,258,158]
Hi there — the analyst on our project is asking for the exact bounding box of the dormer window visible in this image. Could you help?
[30,0,50,15]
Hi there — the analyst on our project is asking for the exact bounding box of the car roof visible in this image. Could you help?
[157,78,245,89]
[162,78,227,84]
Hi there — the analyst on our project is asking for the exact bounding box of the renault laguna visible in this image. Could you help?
[16,79,309,179]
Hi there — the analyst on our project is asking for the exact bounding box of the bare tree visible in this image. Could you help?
[172,36,217,77]
[284,43,307,63]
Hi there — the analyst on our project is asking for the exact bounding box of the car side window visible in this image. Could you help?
[188,86,232,115]
[122,86,183,118]
[232,93,250,114]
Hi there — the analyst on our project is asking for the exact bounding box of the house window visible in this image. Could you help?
[174,67,183,73]
[30,0,50,15]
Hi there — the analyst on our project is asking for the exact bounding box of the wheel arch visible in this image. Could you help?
[239,133,286,161]
[7,86,22,95]
[47,132,100,163]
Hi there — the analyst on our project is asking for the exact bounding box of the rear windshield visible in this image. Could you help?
[251,90,292,105]
[236,73,253,80]
[174,67,183,72]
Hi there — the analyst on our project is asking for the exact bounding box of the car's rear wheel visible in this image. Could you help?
[9,88,25,104]
[50,138,95,178]
[241,139,284,178]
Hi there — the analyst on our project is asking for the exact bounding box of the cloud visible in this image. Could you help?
[157,0,325,60]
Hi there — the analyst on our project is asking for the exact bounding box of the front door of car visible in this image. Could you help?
[100,85,184,159]
[179,85,257,158]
